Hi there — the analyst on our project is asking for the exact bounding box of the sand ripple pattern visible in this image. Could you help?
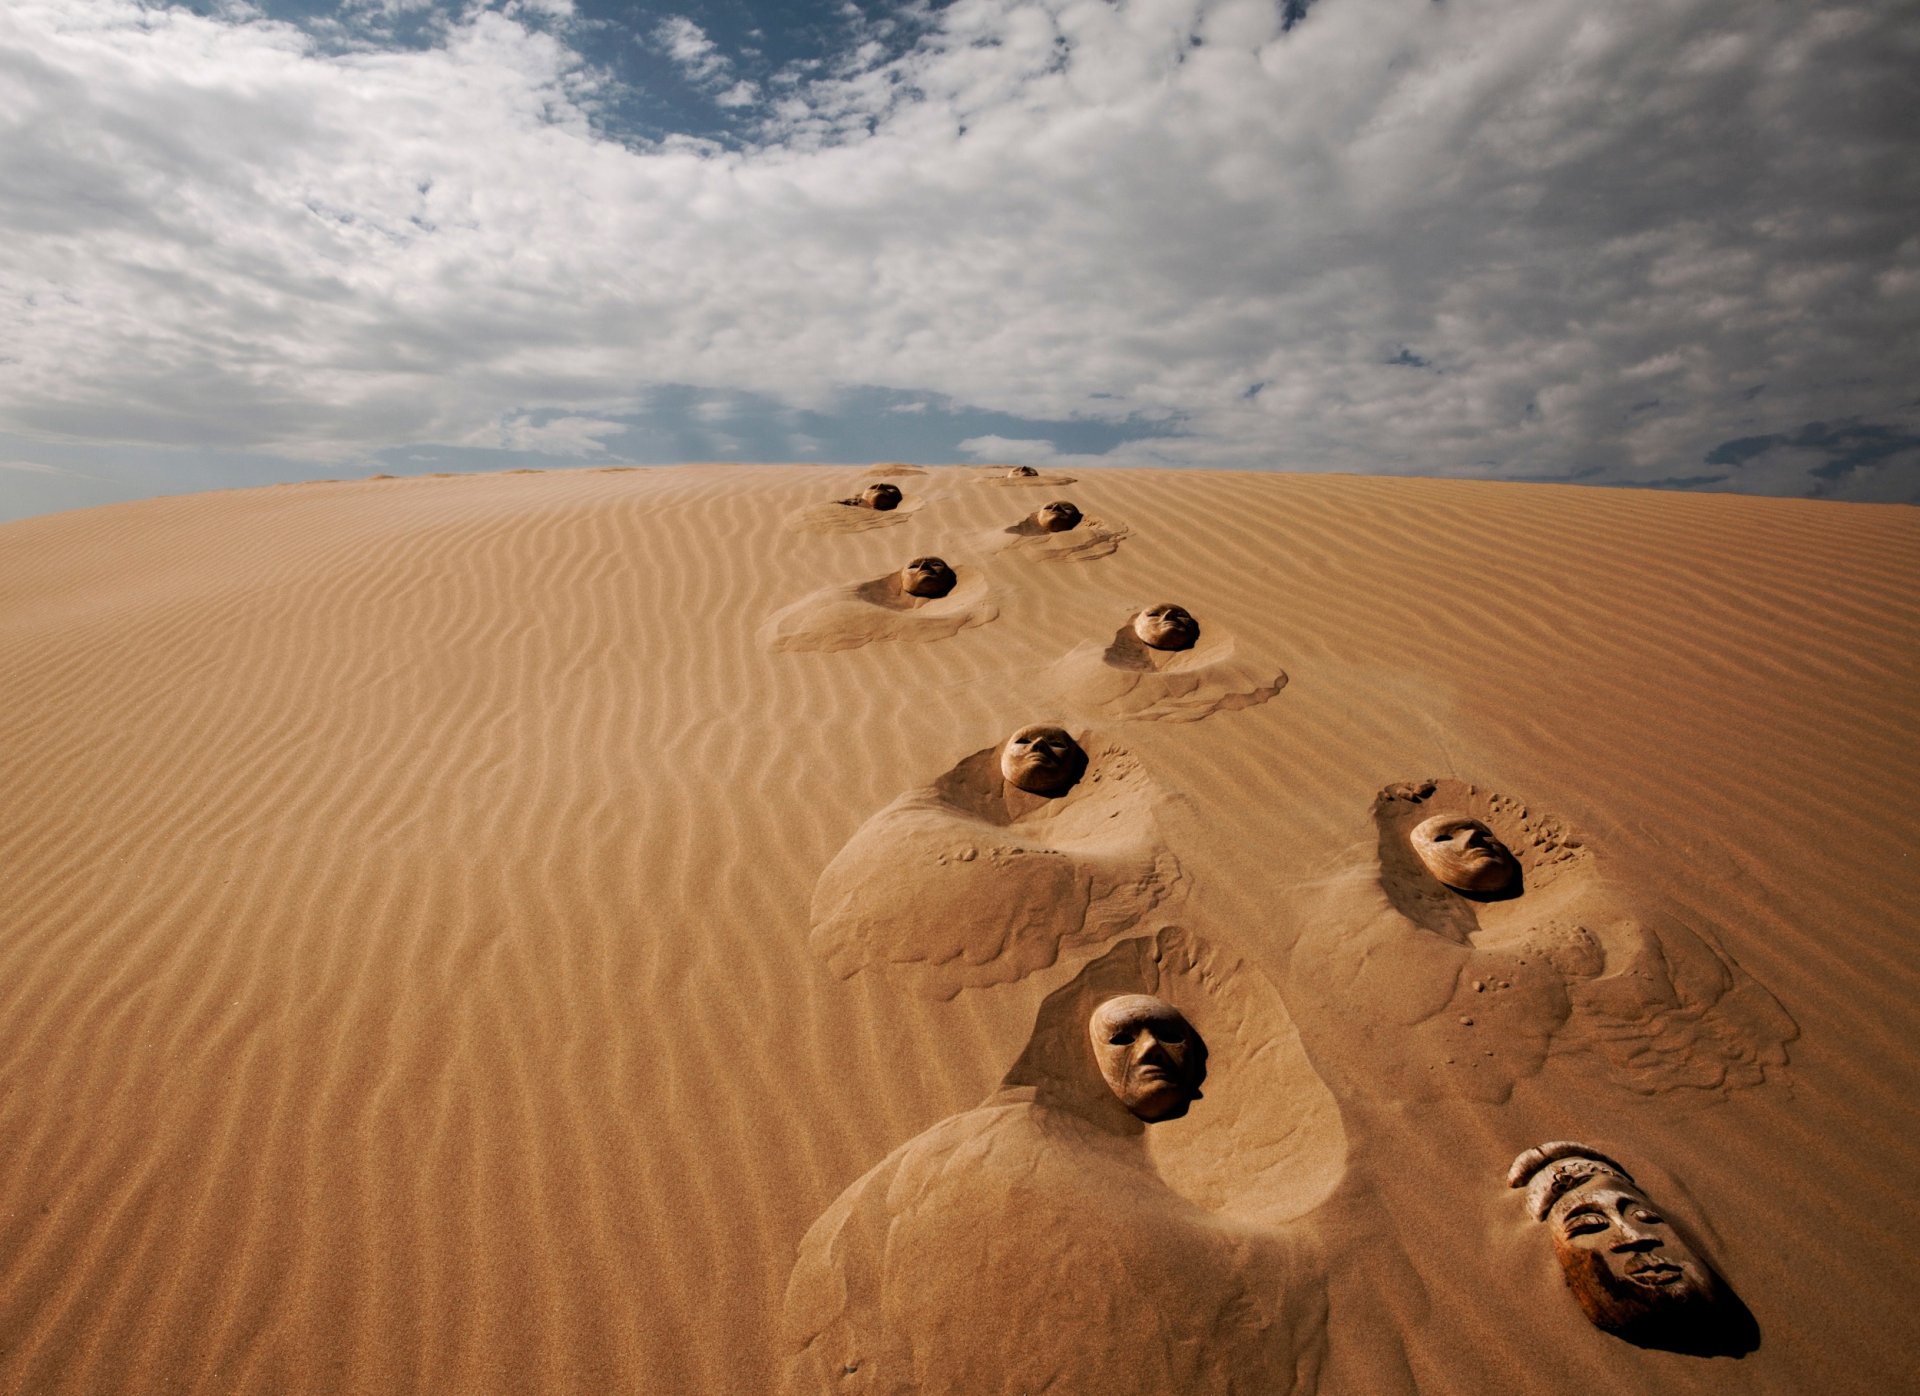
[1,467,1916,1395]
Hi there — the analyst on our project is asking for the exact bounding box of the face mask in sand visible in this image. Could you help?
[900,556,956,599]
[1409,813,1518,893]
[842,483,901,510]
[999,724,1087,797]
[1132,603,1199,652]
[1087,995,1207,1123]
[1034,501,1082,533]
[1508,1142,1743,1351]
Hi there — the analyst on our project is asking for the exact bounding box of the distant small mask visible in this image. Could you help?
[854,483,902,510]
[1133,603,1199,652]
[1409,813,1517,893]
[1007,465,1039,478]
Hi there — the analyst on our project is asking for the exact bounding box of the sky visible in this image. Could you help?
[1,0,1917,522]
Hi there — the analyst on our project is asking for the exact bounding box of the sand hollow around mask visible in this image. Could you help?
[0,463,1917,1396]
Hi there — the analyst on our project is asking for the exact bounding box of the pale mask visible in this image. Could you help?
[1409,813,1517,893]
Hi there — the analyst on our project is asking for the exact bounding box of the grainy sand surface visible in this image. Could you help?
[0,464,1915,1394]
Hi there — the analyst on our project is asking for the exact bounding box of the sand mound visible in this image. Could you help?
[808,734,1183,997]
[763,565,997,653]
[782,927,1339,1395]
[1285,778,1797,1105]
[786,493,924,534]
[982,508,1129,561]
[1044,613,1287,722]
[1,464,1915,1395]
[977,467,1079,487]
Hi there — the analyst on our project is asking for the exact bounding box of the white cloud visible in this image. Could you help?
[463,412,627,456]
[654,14,729,84]
[959,435,1057,461]
[0,0,1914,503]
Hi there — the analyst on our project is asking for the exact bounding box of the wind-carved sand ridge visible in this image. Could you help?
[762,557,998,653]
[782,926,1344,1395]
[1044,606,1288,722]
[808,728,1183,998]
[1288,778,1797,1104]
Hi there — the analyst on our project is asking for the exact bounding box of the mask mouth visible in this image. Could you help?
[1624,1258,1685,1286]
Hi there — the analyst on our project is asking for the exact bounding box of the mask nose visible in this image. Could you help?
[1610,1223,1661,1252]
[1137,1033,1175,1067]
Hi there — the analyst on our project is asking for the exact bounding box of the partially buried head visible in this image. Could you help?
[1508,1142,1728,1344]
[999,724,1087,797]
[1088,995,1207,1122]
[1007,465,1039,478]
[848,483,902,510]
[1034,500,1081,532]
[1409,813,1518,893]
[900,556,956,598]
[1133,603,1199,651]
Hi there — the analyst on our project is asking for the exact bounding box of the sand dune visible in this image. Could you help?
[1,464,1916,1394]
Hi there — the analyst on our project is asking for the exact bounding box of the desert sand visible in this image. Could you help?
[0,463,1915,1394]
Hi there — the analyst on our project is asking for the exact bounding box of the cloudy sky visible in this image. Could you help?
[2,0,1916,520]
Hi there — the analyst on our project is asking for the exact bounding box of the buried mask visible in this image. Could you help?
[1088,995,1207,1122]
[1007,465,1039,478]
[999,724,1087,797]
[847,483,902,511]
[1133,603,1200,652]
[901,556,957,599]
[1410,813,1518,893]
[1034,501,1082,533]
[1509,1142,1739,1349]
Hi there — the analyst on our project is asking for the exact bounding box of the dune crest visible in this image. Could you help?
[977,467,1078,487]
